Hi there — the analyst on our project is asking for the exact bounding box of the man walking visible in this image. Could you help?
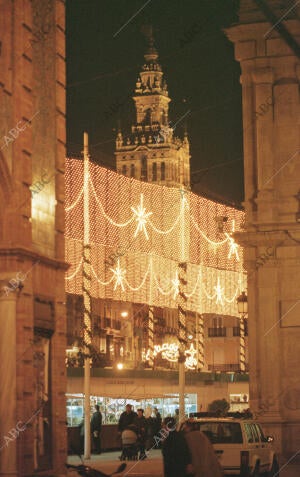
[134,408,147,459]
[118,404,137,433]
[91,404,102,454]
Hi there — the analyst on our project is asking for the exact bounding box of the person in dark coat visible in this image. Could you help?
[118,404,137,433]
[162,417,193,477]
[133,409,147,459]
[153,407,162,434]
[91,405,102,454]
[78,417,84,455]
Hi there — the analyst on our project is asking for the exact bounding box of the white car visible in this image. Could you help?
[186,415,279,476]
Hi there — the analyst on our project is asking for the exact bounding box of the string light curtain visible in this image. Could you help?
[65,158,246,316]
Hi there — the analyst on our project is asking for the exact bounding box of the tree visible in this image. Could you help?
[208,398,230,416]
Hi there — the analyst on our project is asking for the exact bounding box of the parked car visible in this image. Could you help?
[183,413,279,476]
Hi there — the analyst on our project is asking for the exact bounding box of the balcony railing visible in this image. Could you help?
[208,327,227,337]
[208,363,249,372]
[233,325,248,337]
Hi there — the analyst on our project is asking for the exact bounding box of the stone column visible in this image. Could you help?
[0,275,18,477]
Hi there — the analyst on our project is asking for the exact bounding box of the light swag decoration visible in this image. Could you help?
[65,158,246,316]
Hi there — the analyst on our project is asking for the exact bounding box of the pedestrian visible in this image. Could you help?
[162,417,193,477]
[152,407,162,448]
[153,407,162,434]
[183,420,223,477]
[174,408,180,426]
[118,404,137,433]
[91,404,102,454]
[118,404,137,459]
[78,417,84,455]
[134,408,147,459]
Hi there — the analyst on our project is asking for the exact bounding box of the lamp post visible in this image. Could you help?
[236,291,248,373]
[83,132,91,459]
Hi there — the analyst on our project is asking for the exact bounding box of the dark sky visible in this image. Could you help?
[66,0,243,206]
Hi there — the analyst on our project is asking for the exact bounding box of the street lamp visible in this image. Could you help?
[237,291,248,316]
[237,291,248,373]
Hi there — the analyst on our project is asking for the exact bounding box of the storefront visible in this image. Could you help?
[66,392,197,426]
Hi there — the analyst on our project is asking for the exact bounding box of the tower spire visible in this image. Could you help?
[141,25,158,62]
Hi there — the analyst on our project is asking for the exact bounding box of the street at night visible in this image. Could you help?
[0,1,300,476]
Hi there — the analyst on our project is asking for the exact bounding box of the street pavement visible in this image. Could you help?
[67,450,300,477]
[67,449,163,476]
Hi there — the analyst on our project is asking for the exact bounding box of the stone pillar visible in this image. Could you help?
[0,275,17,477]
[226,1,300,463]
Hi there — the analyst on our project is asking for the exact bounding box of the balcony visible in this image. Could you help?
[208,327,226,337]
[208,363,249,372]
[233,325,248,337]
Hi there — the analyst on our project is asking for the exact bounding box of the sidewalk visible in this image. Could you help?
[67,450,300,477]
[67,450,163,476]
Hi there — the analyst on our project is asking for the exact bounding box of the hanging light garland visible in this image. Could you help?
[65,158,246,316]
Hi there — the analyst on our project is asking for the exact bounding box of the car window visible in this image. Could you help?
[195,421,243,444]
[255,424,266,442]
[250,424,260,443]
[244,423,254,443]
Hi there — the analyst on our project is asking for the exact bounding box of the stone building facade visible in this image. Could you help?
[0,1,66,475]
[227,0,300,461]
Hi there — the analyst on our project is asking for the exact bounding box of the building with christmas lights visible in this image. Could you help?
[65,32,250,433]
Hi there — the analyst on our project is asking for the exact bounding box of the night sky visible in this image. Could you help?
[66,0,243,206]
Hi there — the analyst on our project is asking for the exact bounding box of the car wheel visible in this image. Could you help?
[268,458,280,477]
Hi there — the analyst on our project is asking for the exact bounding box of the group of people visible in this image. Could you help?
[79,403,223,476]
[162,418,223,477]
[118,404,162,459]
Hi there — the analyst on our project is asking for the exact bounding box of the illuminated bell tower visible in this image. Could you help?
[115,27,190,188]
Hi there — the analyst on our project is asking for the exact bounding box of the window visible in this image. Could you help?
[130,163,135,178]
[141,157,147,180]
[213,316,223,328]
[255,424,266,442]
[161,162,165,181]
[250,424,260,443]
[152,162,157,181]
[244,423,254,443]
[122,165,127,175]
[195,422,243,444]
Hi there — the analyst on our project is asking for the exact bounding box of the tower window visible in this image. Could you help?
[130,164,135,178]
[161,162,165,181]
[152,163,157,181]
[141,157,147,181]
[122,165,127,175]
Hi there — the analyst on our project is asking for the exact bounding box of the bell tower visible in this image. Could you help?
[226,0,300,464]
[115,27,190,188]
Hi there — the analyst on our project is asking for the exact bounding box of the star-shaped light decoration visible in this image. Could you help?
[185,343,197,370]
[214,277,224,305]
[171,271,180,299]
[131,194,153,240]
[110,259,126,291]
[226,234,240,261]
